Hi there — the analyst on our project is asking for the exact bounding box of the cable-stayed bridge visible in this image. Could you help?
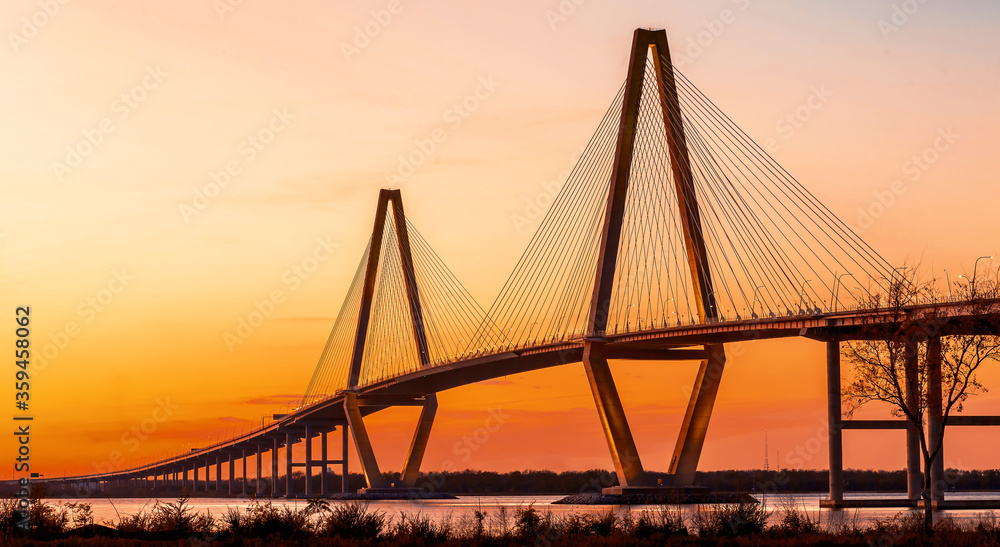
[43,29,1000,505]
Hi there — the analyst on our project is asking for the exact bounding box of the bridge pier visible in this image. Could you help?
[228,452,235,496]
[320,431,328,496]
[285,432,295,498]
[344,393,388,490]
[342,426,349,494]
[926,336,945,501]
[402,394,437,488]
[904,338,922,501]
[669,344,727,487]
[827,340,844,504]
[256,444,263,496]
[216,455,222,492]
[242,448,248,497]
[271,437,279,497]
[344,393,436,492]
[305,426,313,497]
[582,341,646,487]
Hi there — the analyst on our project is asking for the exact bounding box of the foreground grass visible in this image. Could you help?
[2,496,999,545]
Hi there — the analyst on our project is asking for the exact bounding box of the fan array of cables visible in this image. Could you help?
[655,53,894,325]
[301,213,485,400]
[467,50,895,351]
[304,45,898,397]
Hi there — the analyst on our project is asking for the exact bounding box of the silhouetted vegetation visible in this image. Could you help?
[3,497,1000,545]
[842,263,1000,533]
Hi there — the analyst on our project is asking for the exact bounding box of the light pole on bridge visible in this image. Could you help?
[832,273,856,312]
[798,280,813,314]
[750,285,766,319]
[970,256,993,297]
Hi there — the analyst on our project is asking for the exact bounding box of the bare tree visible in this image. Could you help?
[841,263,1000,533]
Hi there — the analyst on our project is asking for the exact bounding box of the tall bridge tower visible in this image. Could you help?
[584,27,725,490]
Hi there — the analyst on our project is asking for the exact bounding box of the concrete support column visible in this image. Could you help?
[582,341,646,487]
[321,431,329,497]
[827,340,844,504]
[285,432,295,498]
[242,448,248,497]
[193,464,199,491]
[271,438,279,497]
[926,336,945,501]
[342,426,349,494]
[904,337,922,501]
[670,344,728,487]
[401,395,438,488]
[305,426,313,497]
[256,444,263,496]
[228,452,235,496]
[344,393,388,489]
[215,456,222,491]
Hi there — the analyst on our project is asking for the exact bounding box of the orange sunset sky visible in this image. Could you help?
[3,1,1000,480]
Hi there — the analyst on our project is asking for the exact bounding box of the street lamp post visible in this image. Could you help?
[832,273,855,312]
[798,280,813,314]
[970,256,993,297]
[944,269,953,298]
[751,285,766,319]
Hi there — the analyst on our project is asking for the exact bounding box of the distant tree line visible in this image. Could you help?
[412,468,1000,494]
[9,468,999,498]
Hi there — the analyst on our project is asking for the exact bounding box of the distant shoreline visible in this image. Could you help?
[4,468,998,498]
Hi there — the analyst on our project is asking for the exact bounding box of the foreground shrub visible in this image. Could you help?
[223,499,311,539]
[691,501,769,537]
[138,498,215,536]
[633,506,688,539]
[321,501,387,539]
[392,512,450,544]
[770,496,820,536]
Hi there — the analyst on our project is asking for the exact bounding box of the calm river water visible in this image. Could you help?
[45,492,1000,528]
